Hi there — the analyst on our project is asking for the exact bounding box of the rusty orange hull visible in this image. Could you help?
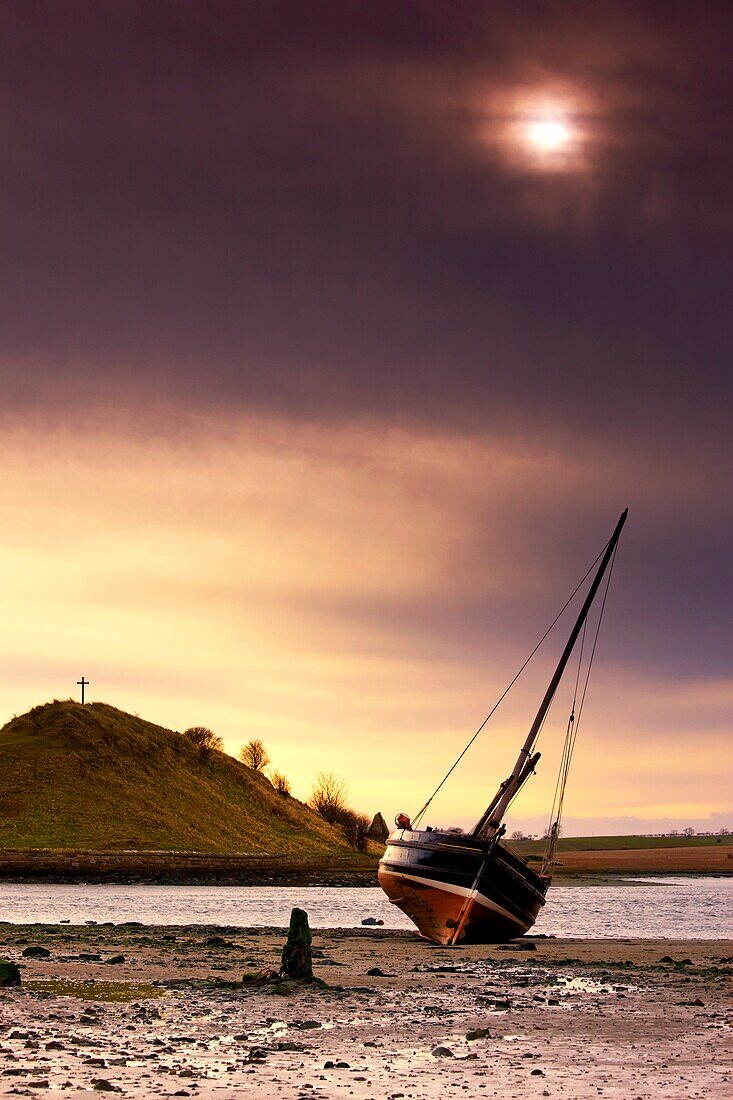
[378,830,548,945]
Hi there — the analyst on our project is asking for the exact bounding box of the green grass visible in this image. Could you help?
[507,834,727,856]
[25,979,164,1001]
[0,700,357,856]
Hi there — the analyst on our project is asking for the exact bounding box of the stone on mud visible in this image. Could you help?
[0,960,21,986]
[466,1027,492,1040]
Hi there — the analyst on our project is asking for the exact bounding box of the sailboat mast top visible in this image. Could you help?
[509,508,627,767]
[472,507,628,838]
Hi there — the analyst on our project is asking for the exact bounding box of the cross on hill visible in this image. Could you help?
[77,676,89,704]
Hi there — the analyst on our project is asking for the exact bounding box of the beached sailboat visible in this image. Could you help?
[378,509,628,944]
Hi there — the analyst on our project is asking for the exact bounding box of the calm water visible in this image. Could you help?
[0,878,730,939]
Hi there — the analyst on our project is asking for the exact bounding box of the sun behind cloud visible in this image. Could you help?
[480,83,593,175]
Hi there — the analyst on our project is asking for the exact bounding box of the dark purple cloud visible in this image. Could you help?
[1,1,730,439]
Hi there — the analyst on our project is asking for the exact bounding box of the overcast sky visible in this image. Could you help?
[1,1,730,833]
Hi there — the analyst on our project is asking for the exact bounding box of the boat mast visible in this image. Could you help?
[471,508,628,840]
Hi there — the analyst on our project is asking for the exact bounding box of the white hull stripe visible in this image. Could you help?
[384,869,526,928]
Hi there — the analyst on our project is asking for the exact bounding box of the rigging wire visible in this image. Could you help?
[494,614,589,828]
[499,707,551,817]
[544,618,587,842]
[411,536,613,828]
[542,542,619,872]
[500,616,586,826]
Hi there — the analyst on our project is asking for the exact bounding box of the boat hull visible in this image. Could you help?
[378,830,549,945]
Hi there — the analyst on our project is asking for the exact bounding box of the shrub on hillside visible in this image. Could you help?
[183,726,223,752]
[338,809,371,853]
[271,771,291,796]
[239,739,270,771]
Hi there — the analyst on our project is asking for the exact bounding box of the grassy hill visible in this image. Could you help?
[0,701,357,856]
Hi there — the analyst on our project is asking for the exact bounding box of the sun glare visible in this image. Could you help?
[526,117,573,153]
[486,87,588,173]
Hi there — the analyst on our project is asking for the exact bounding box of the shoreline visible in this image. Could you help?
[1,923,730,1098]
[0,849,380,887]
[1,844,731,887]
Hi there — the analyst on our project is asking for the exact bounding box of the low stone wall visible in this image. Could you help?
[0,848,379,886]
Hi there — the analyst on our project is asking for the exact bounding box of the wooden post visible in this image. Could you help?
[280,907,313,980]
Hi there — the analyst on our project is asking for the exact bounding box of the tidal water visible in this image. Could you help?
[1,877,731,938]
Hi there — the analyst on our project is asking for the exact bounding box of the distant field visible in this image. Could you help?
[509,834,729,855]
[546,845,733,876]
[504,835,733,876]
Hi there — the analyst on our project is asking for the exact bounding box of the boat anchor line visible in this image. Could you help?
[378,509,629,945]
[448,848,495,946]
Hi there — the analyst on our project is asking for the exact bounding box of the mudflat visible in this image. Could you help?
[1,924,730,1099]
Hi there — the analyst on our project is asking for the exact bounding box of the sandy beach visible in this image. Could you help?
[1,923,730,1099]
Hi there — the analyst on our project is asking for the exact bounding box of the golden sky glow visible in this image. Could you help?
[0,408,729,835]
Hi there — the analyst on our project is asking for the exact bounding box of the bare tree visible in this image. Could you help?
[271,770,291,796]
[239,739,271,772]
[183,726,223,752]
[510,830,525,841]
[310,771,349,825]
[682,826,695,837]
